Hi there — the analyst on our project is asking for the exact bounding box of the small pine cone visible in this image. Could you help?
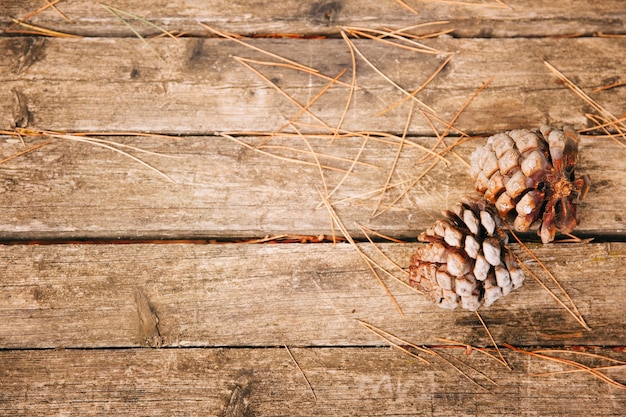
[469,126,590,243]
[409,198,525,311]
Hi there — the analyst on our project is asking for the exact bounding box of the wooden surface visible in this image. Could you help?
[1,0,625,415]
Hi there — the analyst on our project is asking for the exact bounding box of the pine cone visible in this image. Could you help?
[469,126,590,243]
[409,198,525,311]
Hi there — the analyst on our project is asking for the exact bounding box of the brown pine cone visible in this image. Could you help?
[469,126,590,243]
[409,198,525,311]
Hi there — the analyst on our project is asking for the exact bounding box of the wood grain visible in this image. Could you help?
[0,347,624,416]
[0,135,622,239]
[2,0,624,37]
[0,37,624,134]
[1,242,624,349]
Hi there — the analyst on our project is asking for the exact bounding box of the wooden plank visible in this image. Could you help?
[1,37,624,134]
[1,242,624,349]
[0,347,624,416]
[2,0,625,37]
[0,135,622,239]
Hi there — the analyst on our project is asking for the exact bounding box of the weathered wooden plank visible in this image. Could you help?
[1,37,624,134]
[2,0,625,37]
[0,135,621,239]
[1,347,624,416]
[0,242,624,349]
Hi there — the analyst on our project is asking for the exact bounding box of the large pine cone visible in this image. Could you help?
[469,126,590,243]
[409,198,525,311]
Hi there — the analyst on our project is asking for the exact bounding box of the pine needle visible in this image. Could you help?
[505,344,626,390]
[323,135,369,202]
[100,4,167,62]
[544,61,626,134]
[284,346,317,401]
[219,134,349,173]
[233,57,334,132]
[592,81,626,93]
[372,102,413,217]
[357,320,433,364]
[435,337,507,365]
[8,18,80,38]
[507,227,591,330]
[100,4,179,41]
[340,32,437,114]
[37,131,176,183]
[234,57,353,89]
[343,27,442,54]
[46,0,71,22]
[394,0,420,15]
[0,140,52,165]
[272,68,348,135]
[198,22,319,74]
[318,190,405,316]
[291,124,336,243]
[474,311,510,369]
[334,30,358,143]
[376,54,454,117]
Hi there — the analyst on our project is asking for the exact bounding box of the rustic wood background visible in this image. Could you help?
[1,1,625,415]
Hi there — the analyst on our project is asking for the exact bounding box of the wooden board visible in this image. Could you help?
[1,242,624,349]
[1,37,624,134]
[0,135,622,239]
[3,0,625,37]
[1,347,625,416]
[1,0,625,415]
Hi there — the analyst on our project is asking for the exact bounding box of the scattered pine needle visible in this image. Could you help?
[233,57,335,132]
[318,190,405,316]
[0,140,52,165]
[8,18,80,38]
[334,30,358,143]
[323,135,370,203]
[234,57,353,89]
[291,124,336,243]
[505,344,626,390]
[394,0,420,15]
[220,134,350,173]
[507,226,591,330]
[14,129,176,183]
[358,225,420,293]
[357,320,433,364]
[272,68,348,136]
[372,102,413,217]
[474,311,510,369]
[100,3,167,62]
[435,337,507,365]
[284,346,317,401]
[593,81,626,93]
[100,4,179,41]
[544,61,626,137]
[358,224,406,244]
[343,26,442,55]
[198,22,320,74]
[340,32,437,114]
[46,0,71,22]
[376,54,454,117]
